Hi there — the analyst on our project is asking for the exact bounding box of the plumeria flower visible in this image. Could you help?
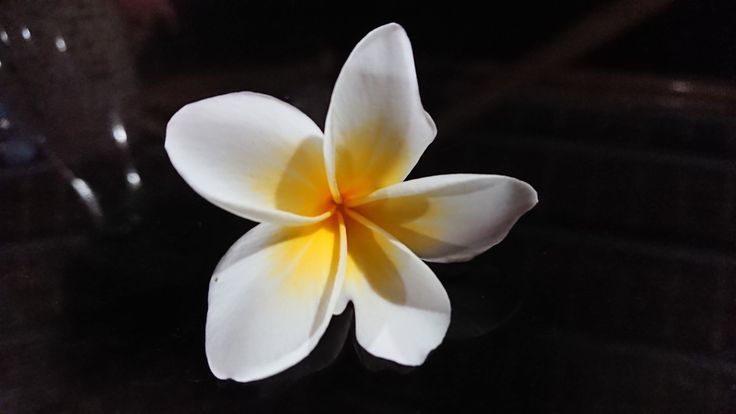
[165,23,537,382]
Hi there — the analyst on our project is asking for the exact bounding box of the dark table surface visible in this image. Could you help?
[1,1,736,413]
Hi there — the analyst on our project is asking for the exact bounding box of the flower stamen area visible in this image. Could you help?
[326,191,365,224]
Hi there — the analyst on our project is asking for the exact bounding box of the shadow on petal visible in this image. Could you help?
[334,122,409,200]
[381,224,466,261]
[346,215,407,305]
[274,135,333,217]
[354,194,466,257]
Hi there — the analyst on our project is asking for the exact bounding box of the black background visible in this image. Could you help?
[1,0,736,412]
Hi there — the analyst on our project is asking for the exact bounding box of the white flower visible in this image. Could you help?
[165,23,537,382]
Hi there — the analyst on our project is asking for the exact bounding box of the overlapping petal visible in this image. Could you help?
[166,92,333,225]
[338,211,451,365]
[349,174,538,263]
[324,23,436,202]
[205,217,346,382]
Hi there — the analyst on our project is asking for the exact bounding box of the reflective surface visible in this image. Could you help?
[2,1,736,412]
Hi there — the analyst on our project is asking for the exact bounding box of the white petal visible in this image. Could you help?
[340,211,450,365]
[324,23,436,202]
[349,174,538,262]
[166,92,333,225]
[206,216,346,382]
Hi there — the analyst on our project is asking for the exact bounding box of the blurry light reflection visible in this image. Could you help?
[112,122,128,144]
[20,26,31,41]
[54,36,67,52]
[126,170,142,189]
[671,81,692,93]
[0,30,8,45]
[70,177,103,220]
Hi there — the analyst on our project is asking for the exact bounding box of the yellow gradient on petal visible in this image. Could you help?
[343,212,407,305]
[268,215,341,298]
[252,136,334,217]
[335,123,410,201]
[353,195,443,256]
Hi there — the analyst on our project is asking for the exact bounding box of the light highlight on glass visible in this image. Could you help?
[55,36,67,52]
[671,81,691,93]
[20,26,31,41]
[126,171,141,188]
[70,177,102,219]
[112,122,128,144]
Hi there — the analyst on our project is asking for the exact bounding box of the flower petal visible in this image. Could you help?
[324,23,436,202]
[166,92,333,225]
[205,216,346,382]
[340,211,451,365]
[349,174,538,263]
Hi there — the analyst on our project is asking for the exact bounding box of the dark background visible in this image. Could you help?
[1,0,735,412]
